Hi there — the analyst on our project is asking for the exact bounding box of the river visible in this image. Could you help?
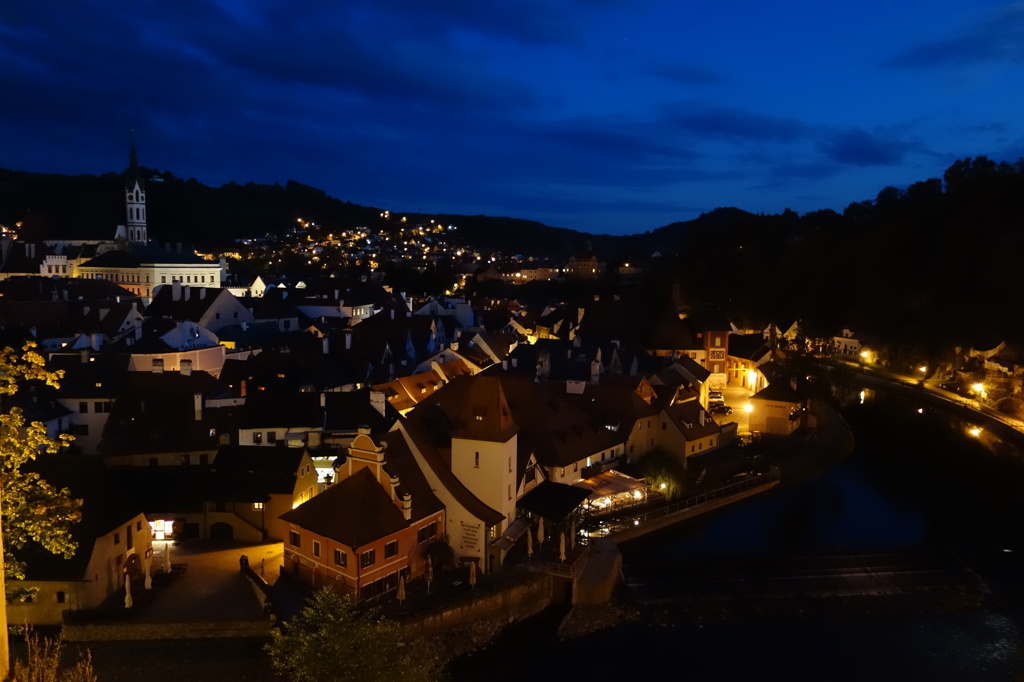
[449,386,1024,681]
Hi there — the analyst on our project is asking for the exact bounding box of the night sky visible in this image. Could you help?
[3,1,1023,235]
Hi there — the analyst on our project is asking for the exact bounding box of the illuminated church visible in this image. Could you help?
[43,144,226,302]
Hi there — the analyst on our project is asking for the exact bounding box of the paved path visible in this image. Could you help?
[137,541,283,622]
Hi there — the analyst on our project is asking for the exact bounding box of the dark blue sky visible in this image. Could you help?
[3,1,1023,235]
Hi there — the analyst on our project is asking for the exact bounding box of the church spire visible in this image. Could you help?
[122,140,147,244]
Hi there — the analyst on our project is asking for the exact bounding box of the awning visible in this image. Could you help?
[574,470,647,501]
[492,517,531,551]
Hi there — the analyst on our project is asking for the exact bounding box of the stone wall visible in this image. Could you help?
[398,574,551,640]
[63,620,273,642]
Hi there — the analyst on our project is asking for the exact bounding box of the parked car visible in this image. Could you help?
[709,391,725,403]
[710,403,732,415]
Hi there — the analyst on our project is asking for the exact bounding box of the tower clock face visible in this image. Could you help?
[710,350,725,360]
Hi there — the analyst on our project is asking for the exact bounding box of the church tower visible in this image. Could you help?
[124,141,147,244]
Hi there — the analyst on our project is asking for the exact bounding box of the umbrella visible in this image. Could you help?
[144,563,152,590]
[526,526,533,557]
[559,532,566,562]
[537,517,545,547]
[425,556,434,594]
[469,560,477,589]
[164,542,172,573]
[570,519,576,550]
[124,575,133,609]
[397,573,406,604]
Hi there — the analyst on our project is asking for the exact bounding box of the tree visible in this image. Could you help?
[0,343,82,679]
[266,588,441,682]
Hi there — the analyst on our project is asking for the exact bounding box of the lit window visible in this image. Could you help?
[253,502,264,511]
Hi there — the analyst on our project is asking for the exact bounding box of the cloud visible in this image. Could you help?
[663,105,809,143]
[819,128,920,167]
[884,3,1024,69]
[647,63,724,86]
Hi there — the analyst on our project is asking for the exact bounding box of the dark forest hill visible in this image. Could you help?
[3,156,1024,345]
[0,169,388,246]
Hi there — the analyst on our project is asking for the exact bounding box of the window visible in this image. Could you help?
[113,532,120,545]
[149,458,158,467]
[56,591,66,604]
[360,550,376,567]
[79,402,88,414]
[199,454,209,465]
[508,484,512,500]
[136,521,142,531]
[573,463,578,472]
[253,432,263,445]
[289,531,300,548]
[75,424,89,436]
[474,452,479,468]
[253,502,264,511]
[334,549,347,567]
[417,522,437,543]
[384,540,398,558]
[181,454,191,466]
[267,431,277,444]
[312,541,321,558]
[161,276,166,284]
[508,457,512,473]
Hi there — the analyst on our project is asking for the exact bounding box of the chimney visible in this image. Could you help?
[199,287,206,299]
[790,377,798,391]
[80,349,89,364]
[345,331,352,350]
[320,392,326,408]
[322,336,330,355]
[172,281,182,301]
[401,492,412,521]
[511,358,518,368]
[390,309,395,320]
[194,393,203,421]
[135,320,142,341]
[181,359,193,376]
[184,286,191,301]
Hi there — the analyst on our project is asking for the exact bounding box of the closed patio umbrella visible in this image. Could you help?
[124,575,133,609]
[537,517,545,548]
[469,560,477,589]
[527,527,533,557]
[397,573,406,604]
[559,532,566,562]
[426,556,434,593]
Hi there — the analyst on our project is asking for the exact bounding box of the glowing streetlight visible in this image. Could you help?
[969,427,981,437]
[743,402,754,414]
